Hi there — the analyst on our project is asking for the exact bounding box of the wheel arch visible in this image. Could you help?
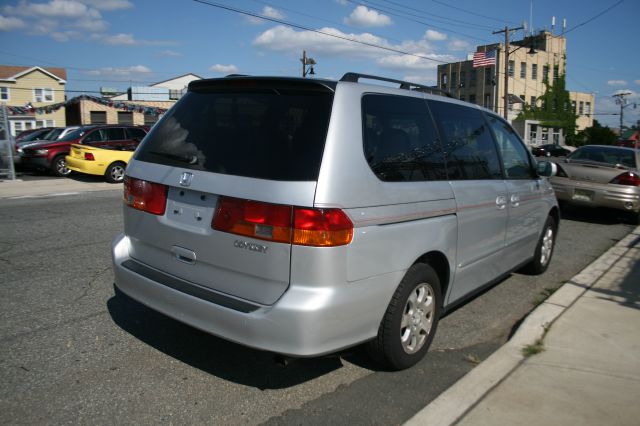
[413,251,450,306]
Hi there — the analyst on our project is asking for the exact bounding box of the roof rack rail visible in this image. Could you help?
[340,72,453,98]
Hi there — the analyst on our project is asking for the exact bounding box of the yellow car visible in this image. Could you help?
[65,144,134,183]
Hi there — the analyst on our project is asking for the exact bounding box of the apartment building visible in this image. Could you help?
[0,65,67,136]
[436,31,594,146]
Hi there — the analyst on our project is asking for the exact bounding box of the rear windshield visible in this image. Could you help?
[569,146,637,168]
[136,87,334,181]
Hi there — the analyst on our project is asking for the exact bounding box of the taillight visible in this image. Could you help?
[212,196,353,247]
[123,176,167,215]
[610,172,640,186]
[84,152,95,161]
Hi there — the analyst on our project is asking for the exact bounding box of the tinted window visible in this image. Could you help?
[362,95,446,182]
[83,129,105,143]
[487,115,534,179]
[569,146,637,168]
[127,127,147,140]
[104,128,126,141]
[428,100,502,180]
[136,88,333,181]
[61,128,90,142]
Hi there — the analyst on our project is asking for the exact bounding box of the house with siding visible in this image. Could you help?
[0,65,67,136]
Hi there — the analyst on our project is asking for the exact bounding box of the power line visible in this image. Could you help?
[427,0,520,26]
[192,0,455,64]
[563,0,624,35]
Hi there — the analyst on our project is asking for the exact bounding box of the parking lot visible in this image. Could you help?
[0,188,635,425]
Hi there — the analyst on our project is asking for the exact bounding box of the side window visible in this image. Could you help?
[428,100,502,180]
[127,127,147,140]
[487,115,534,179]
[104,128,126,141]
[82,129,105,144]
[362,94,446,182]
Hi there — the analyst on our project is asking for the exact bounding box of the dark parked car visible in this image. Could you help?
[531,143,572,157]
[20,125,148,176]
[549,145,640,223]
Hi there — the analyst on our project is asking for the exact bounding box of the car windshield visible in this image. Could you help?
[21,129,50,142]
[569,146,637,168]
[60,128,89,141]
[42,128,63,140]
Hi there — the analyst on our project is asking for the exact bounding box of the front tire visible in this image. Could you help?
[51,155,71,177]
[522,216,557,275]
[367,263,441,370]
[105,161,126,183]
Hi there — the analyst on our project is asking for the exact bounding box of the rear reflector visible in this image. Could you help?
[610,171,640,186]
[123,176,168,215]
[84,152,95,161]
[212,196,353,247]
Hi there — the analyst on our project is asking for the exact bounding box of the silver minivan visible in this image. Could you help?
[112,73,559,370]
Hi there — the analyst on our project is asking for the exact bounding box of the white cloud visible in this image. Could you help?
[51,30,80,41]
[79,0,133,11]
[6,0,96,18]
[91,32,178,46]
[335,0,348,5]
[246,6,285,25]
[0,14,25,30]
[86,65,152,78]
[73,17,108,32]
[448,39,470,51]
[100,32,135,45]
[210,64,239,74]
[424,29,447,41]
[157,50,182,57]
[344,5,392,28]
[607,80,628,86]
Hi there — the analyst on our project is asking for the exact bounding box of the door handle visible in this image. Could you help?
[496,195,507,210]
[510,194,520,207]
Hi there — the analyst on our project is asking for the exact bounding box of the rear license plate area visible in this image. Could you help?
[166,187,218,230]
[572,188,594,202]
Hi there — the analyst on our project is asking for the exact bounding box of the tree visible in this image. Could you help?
[516,71,578,145]
[574,120,618,147]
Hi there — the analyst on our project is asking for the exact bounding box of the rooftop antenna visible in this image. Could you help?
[529,0,534,35]
[562,18,567,35]
[551,16,556,33]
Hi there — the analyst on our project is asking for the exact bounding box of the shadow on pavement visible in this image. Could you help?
[107,286,348,389]
[560,204,637,226]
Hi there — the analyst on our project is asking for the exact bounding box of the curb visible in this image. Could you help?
[405,226,640,426]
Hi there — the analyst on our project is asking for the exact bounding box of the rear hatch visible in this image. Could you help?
[123,77,336,305]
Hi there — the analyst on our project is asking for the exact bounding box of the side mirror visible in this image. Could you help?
[536,160,557,177]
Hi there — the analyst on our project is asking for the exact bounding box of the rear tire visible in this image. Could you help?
[105,162,126,183]
[522,216,557,275]
[367,263,441,370]
[51,155,71,177]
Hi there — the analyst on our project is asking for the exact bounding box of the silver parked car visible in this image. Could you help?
[112,73,559,370]
[550,145,640,224]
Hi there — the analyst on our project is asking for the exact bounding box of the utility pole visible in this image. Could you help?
[493,25,524,120]
[301,50,316,78]
[613,91,636,135]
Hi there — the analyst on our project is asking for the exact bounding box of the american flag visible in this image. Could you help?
[472,50,496,68]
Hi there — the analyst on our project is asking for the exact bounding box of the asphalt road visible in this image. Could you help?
[0,190,635,425]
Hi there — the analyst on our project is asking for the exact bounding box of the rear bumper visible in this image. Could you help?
[66,156,105,176]
[552,179,640,213]
[111,233,398,356]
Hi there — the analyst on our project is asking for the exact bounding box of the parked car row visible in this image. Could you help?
[15,124,148,181]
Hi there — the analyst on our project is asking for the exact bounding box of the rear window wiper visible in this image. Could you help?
[148,151,198,164]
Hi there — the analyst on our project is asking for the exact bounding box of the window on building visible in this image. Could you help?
[543,65,549,82]
[34,88,53,102]
[144,114,158,126]
[460,71,466,88]
[579,101,584,115]
[469,94,476,104]
[90,111,107,124]
[531,64,538,80]
[470,70,477,87]
[571,100,576,113]
[485,68,493,84]
[35,120,54,127]
[451,72,457,88]
[530,96,536,107]
[169,89,181,100]
[553,65,559,81]
[0,87,9,101]
[441,73,448,89]
[585,102,591,116]
[508,60,515,77]
[118,111,133,125]
[484,93,491,108]
[520,62,526,79]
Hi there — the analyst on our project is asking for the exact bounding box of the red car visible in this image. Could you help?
[20,125,148,176]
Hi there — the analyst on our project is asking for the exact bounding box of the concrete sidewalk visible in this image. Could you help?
[407,226,640,426]
[0,176,118,199]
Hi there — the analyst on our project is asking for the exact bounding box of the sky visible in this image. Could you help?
[0,0,639,129]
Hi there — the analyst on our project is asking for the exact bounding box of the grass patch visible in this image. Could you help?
[522,339,545,357]
[532,287,558,307]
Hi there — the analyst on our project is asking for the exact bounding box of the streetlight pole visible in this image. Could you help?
[493,25,524,120]
[301,50,316,78]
